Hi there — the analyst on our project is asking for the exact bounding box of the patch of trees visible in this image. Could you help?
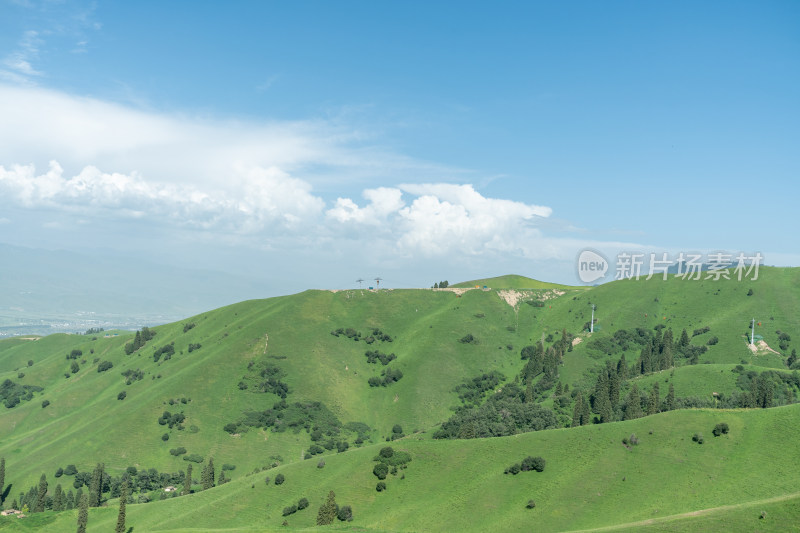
[158,411,186,430]
[692,326,711,337]
[183,454,204,463]
[124,327,156,355]
[1,378,42,408]
[371,446,411,490]
[153,343,175,362]
[454,371,505,407]
[504,456,545,475]
[331,326,394,344]
[66,349,83,360]
[388,424,404,441]
[459,333,478,344]
[365,350,396,365]
[433,280,449,288]
[183,323,196,333]
[121,368,144,384]
[84,327,104,335]
[368,367,403,387]
[240,361,289,398]
[713,422,730,436]
[526,300,545,308]
[434,383,559,439]
[97,361,113,372]
[187,343,202,353]
[224,399,341,437]
[316,490,353,524]
[283,496,310,516]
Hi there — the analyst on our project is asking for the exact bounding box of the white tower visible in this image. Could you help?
[590,304,596,333]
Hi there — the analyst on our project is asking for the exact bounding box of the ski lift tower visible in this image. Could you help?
[751,318,756,346]
[590,304,596,333]
[375,277,383,290]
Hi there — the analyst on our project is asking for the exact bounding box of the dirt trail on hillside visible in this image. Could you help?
[747,339,779,355]
[564,491,800,532]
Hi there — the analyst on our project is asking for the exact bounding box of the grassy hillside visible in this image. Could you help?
[451,274,582,290]
[0,268,798,531]
[2,405,799,532]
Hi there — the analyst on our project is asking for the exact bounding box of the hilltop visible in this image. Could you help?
[0,268,798,531]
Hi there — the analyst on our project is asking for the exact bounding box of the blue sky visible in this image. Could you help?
[0,0,798,293]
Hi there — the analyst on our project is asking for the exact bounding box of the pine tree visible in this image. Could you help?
[555,381,563,396]
[76,493,89,533]
[66,489,75,510]
[0,457,5,504]
[679,328,690,348]
[647,383,660,415]
[666,383,675,411]
[594,386,612,423]
[571,391,588,427]
[115,480,128,533]
[624,384,643,420]
[201,458,215,490]
[53,484,64,511]
[218,470,228,485]
[88,463,104,507]
[316,490,337,525]
[638,344,652,374]
[34,473,47,512]
[524,383,534,403]
[662,329,674,369]
[608,370,620,408]
[183,464,192,495]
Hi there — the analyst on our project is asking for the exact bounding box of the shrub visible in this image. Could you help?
[64,464,78,475]
[97,361,113,372]
[317,460,325,469]
[526,456,546,472]
[373,463,389,480]
[18,372,24,379]
[183,454,204,463]
[505,463,521,475]
[117,391,127,400]
[459,334,477,344]
[368,377,382,387]
[188,343,202,353]
[41,399,50,408]
[379,446,394,459]
[275,473,285,485]
[692,433,704,444]
[628,434,639,446]
[337,505,353,522]
[282,505,297,516]
[376,481,387,492]
[222,463,235,471]
[713,422,730,437]
[183,323,196,333]
[526,500,536,509]
[298,497,309,510]
[161,433,169,441]
[707,336,719,346]
[55,467,63,477]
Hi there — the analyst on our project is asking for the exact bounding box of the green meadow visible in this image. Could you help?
[0,267,798,531]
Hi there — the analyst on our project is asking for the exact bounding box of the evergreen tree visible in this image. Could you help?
[218,470,228,485]
[555,381,563,396]
[662,329,674,369]
[115,480,128,533]
[76,493,89,533]
[594,385,612,423]
[66,489,75,510]
[608,369,620,408]
[524,383,534,403]
[572,391,591,427]
[183,464,192,495]
[638,344,652,374]
[624,384,643,420]
[665,383,675,411]
[0,457,4,504]
[679,328,690,348]
[316,490,337,525]
[202,457,215,490]
[617,354,628,380]
[53,484,64,511]
[34,473,47,513]
[88,463,104,507]
[647,383,660,416]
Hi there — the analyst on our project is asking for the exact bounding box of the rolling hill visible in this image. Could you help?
[0,267,798,531]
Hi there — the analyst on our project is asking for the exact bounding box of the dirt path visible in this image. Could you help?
[565,491,800,532]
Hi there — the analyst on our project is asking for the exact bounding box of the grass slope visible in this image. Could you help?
[2,405,799,532]
[0,267,798,530]
[451,274,582,290]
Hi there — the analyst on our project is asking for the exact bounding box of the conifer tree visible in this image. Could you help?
[34,473,47,512]
[183,464,192,495]
[316,490,337,525]
[617,354,628,380]
[66,489,75,510]
[115,479,128,533]
[53,484,64,511]
[679,328,690,348]
[555,381,563,396]
[666,383,675,411]
[88,463,104,507]
[609,370,620,408]
[76,493,89,533]
[201,458,215,490]
[594,386,612,423]
[647,383,660,415]
[572,391,587,427]
[624,384,643,420]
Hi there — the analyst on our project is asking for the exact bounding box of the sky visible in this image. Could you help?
[0,0,798,296]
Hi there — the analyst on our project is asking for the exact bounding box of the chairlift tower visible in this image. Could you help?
[751,318,756,346]
[590,304,596,333]
[356,278,364,289]
[375,277,383,290]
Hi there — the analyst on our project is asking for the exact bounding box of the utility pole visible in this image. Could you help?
[590,304,596,333]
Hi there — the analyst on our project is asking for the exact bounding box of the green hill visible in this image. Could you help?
[0,267,798,531]
[451,274,582,290]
